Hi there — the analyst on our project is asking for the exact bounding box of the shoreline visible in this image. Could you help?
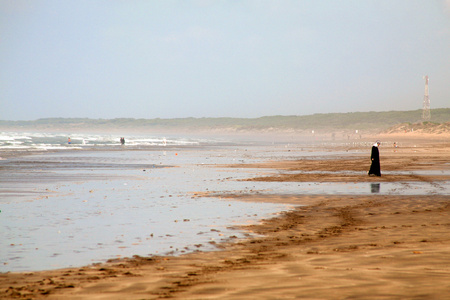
[2,194,448,299]
[1,138,449,299]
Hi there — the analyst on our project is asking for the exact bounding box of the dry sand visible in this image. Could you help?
[1,137,449,299]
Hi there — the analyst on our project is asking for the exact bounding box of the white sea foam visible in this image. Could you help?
[0,135,15,141]
[0,132,217,151]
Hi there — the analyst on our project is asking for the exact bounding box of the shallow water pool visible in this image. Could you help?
[1,145,448,272]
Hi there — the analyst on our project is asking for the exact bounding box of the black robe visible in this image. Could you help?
[368,145,381,176]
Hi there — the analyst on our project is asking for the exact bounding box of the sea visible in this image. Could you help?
[0,131,211,150]
[1,131,448,272]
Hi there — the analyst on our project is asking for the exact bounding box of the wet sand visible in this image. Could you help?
[1,137,450,299]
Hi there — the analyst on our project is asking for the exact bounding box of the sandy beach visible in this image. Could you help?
[1,135,449,299]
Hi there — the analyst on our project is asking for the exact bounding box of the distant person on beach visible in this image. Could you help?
[120,137,125,145]
[368,140,381,176]
[68,137,71,144]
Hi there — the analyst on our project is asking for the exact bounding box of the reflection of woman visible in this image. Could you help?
[368,140,381,176]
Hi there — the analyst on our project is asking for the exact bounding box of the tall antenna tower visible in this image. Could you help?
[422,75,430,121]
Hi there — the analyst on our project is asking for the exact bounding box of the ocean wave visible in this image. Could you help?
[0,131,220,151]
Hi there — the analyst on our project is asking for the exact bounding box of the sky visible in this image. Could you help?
[1,0,449,121]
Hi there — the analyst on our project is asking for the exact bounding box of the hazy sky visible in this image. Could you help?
[1,0,449,120]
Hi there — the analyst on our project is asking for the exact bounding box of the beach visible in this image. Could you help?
[1,134,449,299]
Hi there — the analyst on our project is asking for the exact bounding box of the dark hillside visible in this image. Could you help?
[1,108,449,133]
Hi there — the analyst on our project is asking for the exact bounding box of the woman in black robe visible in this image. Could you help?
[368,141,381,176]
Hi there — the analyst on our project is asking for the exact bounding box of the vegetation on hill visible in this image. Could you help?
[382,121,450,135]
[1,108,449,133]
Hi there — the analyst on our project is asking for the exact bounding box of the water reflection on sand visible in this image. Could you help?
[1,147,292,272]
[0,145,448,272]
